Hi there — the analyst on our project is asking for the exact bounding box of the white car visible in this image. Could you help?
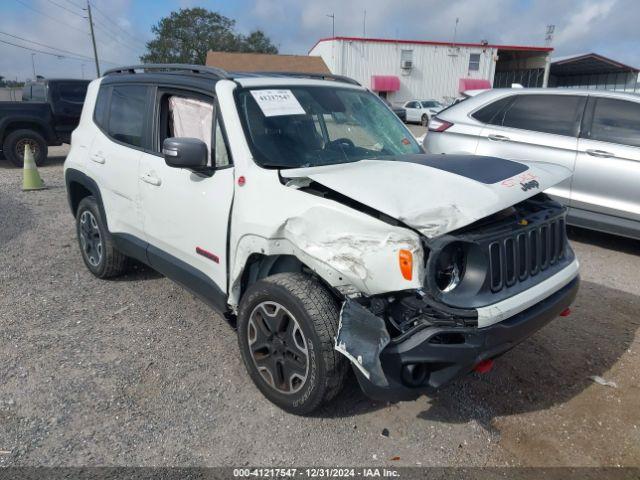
[64,65,579,414]
[403,99,444,125]
[424,88,640,240]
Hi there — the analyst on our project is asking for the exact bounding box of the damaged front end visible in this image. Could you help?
[334,194,580,401]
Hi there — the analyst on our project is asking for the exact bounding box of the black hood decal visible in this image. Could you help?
[389,154,529,184]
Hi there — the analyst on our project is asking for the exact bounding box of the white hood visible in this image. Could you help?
[282,155,572,238]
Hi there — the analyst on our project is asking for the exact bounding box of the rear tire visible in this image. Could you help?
[421,114,429,126]
[237,273,348,415]
[75,196,127,278]
[3,129,48,168]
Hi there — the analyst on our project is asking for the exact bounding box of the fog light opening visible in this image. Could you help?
[401,363,428,387]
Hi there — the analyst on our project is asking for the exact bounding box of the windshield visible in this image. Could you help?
[236,86,421,168]
[421,101,442,108]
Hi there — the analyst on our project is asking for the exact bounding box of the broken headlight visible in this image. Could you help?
[434,242,467,292]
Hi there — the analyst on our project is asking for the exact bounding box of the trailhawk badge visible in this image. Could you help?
[520,180,540,191]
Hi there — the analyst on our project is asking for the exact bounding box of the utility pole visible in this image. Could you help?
[86,1,100,77]
[363,10,366,37]
[542,24,555,88]
[326,13,335,38]
[31,53,36,79]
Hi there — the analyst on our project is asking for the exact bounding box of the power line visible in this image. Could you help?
[61,0,84,9]
[45,0,85,18]
[89,1,147,47]
[13,0,88,35]
[0,37,119,64]
[0,30,119,64]
[92,20,144,53]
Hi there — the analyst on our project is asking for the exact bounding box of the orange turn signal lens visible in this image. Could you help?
[399,249,413,281]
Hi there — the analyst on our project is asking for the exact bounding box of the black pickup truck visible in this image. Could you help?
[0,79,89,167]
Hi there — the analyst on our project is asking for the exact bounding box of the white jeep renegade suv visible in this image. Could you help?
[65,64,580,414]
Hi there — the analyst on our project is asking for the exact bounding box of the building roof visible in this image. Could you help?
[309,36,553,53]
[206,51,330,74]
[551,52,639,75]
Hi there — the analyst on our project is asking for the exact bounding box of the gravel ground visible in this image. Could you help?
[0,146,638,467]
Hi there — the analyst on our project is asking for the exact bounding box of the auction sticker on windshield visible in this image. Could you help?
[250,89,306,117]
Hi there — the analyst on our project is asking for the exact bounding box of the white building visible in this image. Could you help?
[309,36,552,105]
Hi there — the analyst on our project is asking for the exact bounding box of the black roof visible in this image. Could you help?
[103,64,360,86]
[551,53,639,76]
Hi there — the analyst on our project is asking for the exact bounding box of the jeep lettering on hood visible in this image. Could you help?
[282,154,572,238]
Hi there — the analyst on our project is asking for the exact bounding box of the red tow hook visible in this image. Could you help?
[474,359,494,374]
[560,307,572,317]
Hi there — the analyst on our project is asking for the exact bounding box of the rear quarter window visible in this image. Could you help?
[56,83,88,103]
[472,96,513,124]
[93,86,110,129]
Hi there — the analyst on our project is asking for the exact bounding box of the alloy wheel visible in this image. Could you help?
[79,210,103,267]
[247,301,309,394]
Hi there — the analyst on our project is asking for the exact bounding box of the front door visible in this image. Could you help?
[138,88,235,295]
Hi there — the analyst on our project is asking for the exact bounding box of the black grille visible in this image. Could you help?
[489,217,566,292]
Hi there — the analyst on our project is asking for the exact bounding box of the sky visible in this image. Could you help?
[0,0,638,81]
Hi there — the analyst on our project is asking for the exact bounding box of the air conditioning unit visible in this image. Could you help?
[401,60,412,70]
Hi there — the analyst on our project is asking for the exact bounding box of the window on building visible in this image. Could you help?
[108,85,148,147]
[469,53,481,71]
[588,98,640,148]
[499,94,584,137]
[401,49,413,68]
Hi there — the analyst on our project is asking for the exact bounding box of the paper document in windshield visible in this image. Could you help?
[250,89,305,117]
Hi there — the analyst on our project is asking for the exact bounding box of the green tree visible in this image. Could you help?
[239,30,278,54]
[141,8,278,64]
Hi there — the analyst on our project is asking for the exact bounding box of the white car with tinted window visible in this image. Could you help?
[403,99,444,125]
[65,65,579,414]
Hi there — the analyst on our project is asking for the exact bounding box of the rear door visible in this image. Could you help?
[87,83,150,239]
[475,93,586,205]
[573,96,640,225]
[138,87,234,296]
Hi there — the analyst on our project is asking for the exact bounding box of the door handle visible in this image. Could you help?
[140,173,162,186]
[586,149,613,158]
[488,134,510,142]
[90,153,105,164]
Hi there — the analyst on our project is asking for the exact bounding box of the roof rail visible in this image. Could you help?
[103,64,229,79]
[237,71,361,86]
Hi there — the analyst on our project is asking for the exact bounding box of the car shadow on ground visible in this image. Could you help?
[417,279,638,426]
[109,260,164,282]
[568,226,640,255]
[316,280,638,422]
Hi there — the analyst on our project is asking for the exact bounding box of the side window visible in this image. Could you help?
[57,83,88,103]
[31,84,46,101]
[214,121,230,167]
[22,85,31,101]
[108,85,148,148]
[93,87,110,129]
[472,96,513,124]
[406,101,416,109]
[469,53,481,71]
[588,98,640,148]
[501,94,584,136]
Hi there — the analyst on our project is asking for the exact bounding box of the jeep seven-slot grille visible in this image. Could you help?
[488,217,566,292]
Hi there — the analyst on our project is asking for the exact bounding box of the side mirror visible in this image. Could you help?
[162,137,208,169]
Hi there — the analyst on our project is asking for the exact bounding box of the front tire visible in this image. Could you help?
[3,129,48,168]
[237,273,348,415]
[75,196,127,278]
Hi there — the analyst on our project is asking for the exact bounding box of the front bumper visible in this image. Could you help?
[347,276,579,402]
